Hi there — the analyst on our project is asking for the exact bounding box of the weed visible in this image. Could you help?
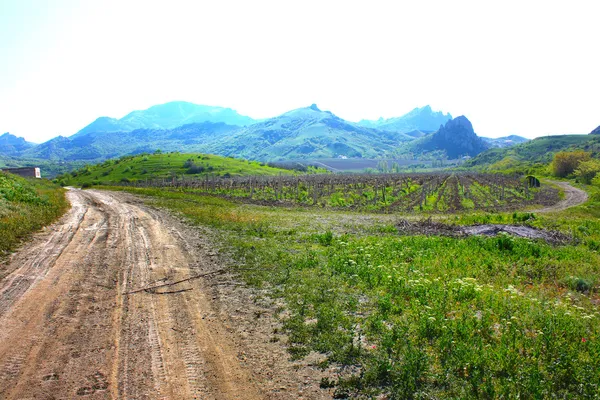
[0,173,68,259]
[107,185,600,398]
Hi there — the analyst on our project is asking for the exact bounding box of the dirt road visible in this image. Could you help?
[535,181,588,212]
[0,189,269,399]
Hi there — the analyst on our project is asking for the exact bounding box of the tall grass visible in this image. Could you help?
[112,185,600,398]
[0,172,69,258]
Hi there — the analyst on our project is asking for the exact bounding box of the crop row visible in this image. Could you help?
[123,173,558,212]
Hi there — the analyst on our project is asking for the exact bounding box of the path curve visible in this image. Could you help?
[0,189,263,400]
[535,180,588,212]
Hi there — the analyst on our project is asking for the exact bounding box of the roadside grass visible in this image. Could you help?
[0,172,69,260]
[109,184,600,399]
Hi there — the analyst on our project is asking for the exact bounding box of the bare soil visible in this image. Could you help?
[397,218,572,245]
[0,189,332,399]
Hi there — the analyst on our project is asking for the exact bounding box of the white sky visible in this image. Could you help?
[1,0,598,143]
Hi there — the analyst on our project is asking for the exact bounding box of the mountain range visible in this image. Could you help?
[358,105,452,135]
[1,102,529,168]
[72,101,255,138]
[0,133,36,156]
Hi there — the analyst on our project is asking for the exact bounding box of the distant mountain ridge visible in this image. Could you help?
[0,133,36,156]
[2,102,524,168]
[482,135,529,148]
[21,122,239,161]
[73,101,255,137]
[205,104,415,160]
[358,105,452,133]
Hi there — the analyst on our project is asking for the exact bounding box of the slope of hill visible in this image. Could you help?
[464,134,600,170]
[590,125,600,135]
[73,101,255,137]
[21,122,239,161]
[0,171,69,258]
[56,152,295,186]
[0,133,36,156]
[358,105,452,133]
[408,116,489,158]
[207,104,414,161]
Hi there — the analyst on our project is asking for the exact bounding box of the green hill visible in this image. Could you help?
[56,152,301,186]
[464,134,600,172]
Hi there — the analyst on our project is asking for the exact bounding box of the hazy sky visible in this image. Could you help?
[1,0,598,143]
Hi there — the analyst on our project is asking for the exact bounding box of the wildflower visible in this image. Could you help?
[582,337,587,343]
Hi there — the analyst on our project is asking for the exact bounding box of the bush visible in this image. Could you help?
[185,159,206,174]
[81,182,92,189]
[551,151,591,177]
[574,159,600,184]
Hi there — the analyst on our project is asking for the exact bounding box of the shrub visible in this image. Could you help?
[185,159,205,174]
[574,159,600,184]
[551,151,591,177]
[81,182,92,189]
[565,275,593,293]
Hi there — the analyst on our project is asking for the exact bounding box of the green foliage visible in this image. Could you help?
[466,135,600,173]
[112,184,600,399]
[552,151,591,177]
[0,173,69,258]
[574,159,600,184]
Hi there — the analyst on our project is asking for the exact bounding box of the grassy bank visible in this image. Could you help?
[108,184,600,399]
[0,172,69,259]
[55,152,302,187]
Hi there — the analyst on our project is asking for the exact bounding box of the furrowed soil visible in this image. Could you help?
[0,189,331,399]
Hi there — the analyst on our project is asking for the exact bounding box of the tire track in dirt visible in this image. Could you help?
[534,180,588,212]
[0,189,264,399]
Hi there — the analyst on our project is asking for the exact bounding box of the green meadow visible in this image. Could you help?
[106,182,600,399]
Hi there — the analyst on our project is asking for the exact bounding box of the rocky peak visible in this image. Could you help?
[444,115,474,132]
[590,125,600,135]
[423,115,488,158]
